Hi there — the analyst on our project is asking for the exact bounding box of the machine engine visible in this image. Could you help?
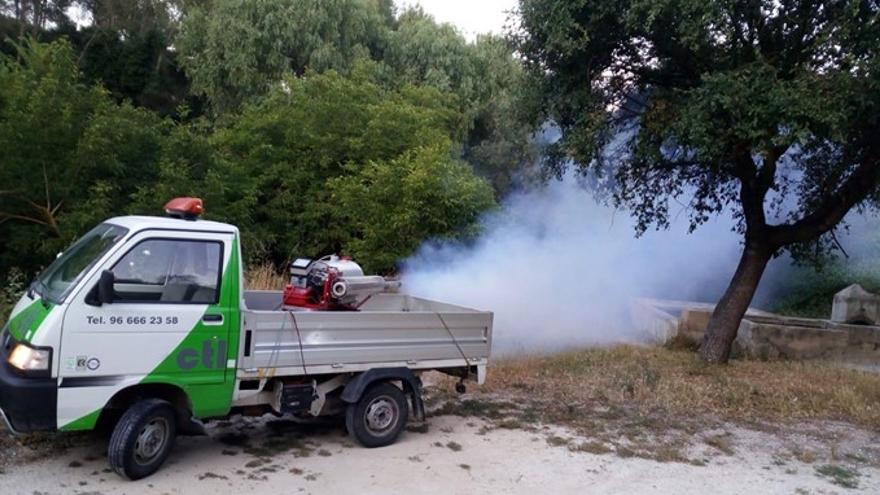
[282,255,400,310]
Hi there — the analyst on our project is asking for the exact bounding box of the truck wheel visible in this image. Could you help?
[108,399,177,480]
[345,382,409,448]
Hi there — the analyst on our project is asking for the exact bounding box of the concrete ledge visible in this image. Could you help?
[629,298,880,368]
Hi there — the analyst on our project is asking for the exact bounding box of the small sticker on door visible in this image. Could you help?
[72,355,101,372]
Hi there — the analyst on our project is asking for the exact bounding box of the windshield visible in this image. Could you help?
[33,223,129,304]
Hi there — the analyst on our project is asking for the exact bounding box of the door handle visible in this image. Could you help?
[202,314,223,323]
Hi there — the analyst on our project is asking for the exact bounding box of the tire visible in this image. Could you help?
[345,381,409,448]
[108,399,177,480]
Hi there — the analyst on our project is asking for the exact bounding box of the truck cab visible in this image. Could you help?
[1,213,242,435]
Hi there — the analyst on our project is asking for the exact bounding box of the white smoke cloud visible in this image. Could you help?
[402,175,790,353]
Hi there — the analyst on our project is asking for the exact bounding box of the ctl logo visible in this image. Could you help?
[176,340,227,370]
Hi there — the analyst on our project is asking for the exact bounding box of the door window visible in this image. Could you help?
[111,239,222,303]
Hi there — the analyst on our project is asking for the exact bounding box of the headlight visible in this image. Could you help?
[8,343,51,373]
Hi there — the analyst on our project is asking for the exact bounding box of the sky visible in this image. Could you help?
[398,0,519,40]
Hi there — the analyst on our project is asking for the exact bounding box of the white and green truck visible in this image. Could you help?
[0,201,492,479]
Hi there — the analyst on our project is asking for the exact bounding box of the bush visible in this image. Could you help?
[330,143,496,273]
[0,42,497,281]
[0,39,169,277]
[771,261,880,318]
[0,268,26,327]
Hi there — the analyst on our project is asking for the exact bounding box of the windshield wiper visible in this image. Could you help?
[29,278,52,308]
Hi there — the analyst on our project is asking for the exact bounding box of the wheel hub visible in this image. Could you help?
[134,418,169,465]
[365,396,398,433]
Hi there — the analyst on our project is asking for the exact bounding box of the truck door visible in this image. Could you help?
[58,230,237,427]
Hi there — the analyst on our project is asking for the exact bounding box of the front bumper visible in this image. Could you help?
[0,360,57,434]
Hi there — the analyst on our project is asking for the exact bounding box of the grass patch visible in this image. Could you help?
[480,345,880,427]
[704,433,735,455]
[495,418,526,430]
[815,464,860,489]
[198,472,229,480]
[844,452,867,463]
[245,263,286,290]
[446,441,463,452]
[790,446,818,464]
[424,345,880,466]
[406,423,430,434]
[546,436,570,447]
[431,398,515,419]
[569,441,613,455]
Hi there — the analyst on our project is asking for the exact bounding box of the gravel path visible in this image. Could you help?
[1,414,877,494]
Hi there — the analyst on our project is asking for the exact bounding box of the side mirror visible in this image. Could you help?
[95,270,115,305]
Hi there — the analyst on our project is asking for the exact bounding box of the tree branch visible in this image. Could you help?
[768,157,880,248]
[0,211,49,227]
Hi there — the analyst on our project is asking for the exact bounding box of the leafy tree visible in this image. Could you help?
[176,0,395,114]
[330,143,496,273]
[175,2,534,195]
[74,27,196,117]
[80,0,177,37]
[463,35,539,193]
[386,11,537,193]
[0,39,169,275]
[136,70,492,271]
[0,7,198,118]
[0,0,73,34]
[516,0,880,362]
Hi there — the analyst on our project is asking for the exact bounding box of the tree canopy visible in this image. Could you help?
[516,0,880,362]
[175,1,534,192]
[135,69,493,272]
[0,2,515,281]
[0,39,169,274]
[177,0,396,114]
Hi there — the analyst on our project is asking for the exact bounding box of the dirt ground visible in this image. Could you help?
[1,410,878,495]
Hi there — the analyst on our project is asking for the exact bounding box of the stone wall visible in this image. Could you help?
[630,298,880,369]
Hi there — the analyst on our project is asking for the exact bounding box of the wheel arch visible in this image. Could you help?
[341,368,425,421]
[96,383,193,433]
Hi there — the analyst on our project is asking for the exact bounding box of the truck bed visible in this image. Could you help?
[237,291,493,381]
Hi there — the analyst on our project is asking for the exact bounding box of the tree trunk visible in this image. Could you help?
[698,243,772,364]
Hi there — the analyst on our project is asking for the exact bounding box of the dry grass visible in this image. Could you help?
[246,262,287,291]
[481,345,880,427]
[427,345,880,464]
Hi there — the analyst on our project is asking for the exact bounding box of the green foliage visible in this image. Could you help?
[517,0,880,361]
[139,71,493,268]
[772,265,880,319]
[0,6,197,119]
[0,5,518,284]
[330,144,496,273]
[0,39,169,275]
[516,0,880,250]
[383,13,538,192]
[75,27,195,117]
[175,1,534,195]
[815,464,860,489]
[0,268,25,327]
[176,0,395,114]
